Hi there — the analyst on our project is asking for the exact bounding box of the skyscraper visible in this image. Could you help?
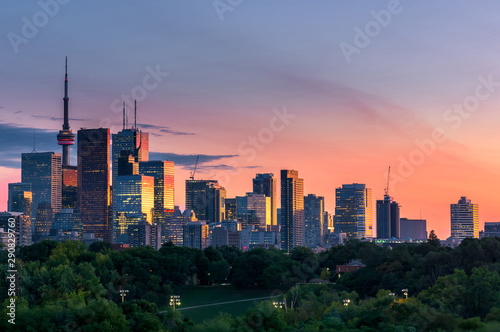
[253,173,277,226]
[112,126,149,187]
[35,202,53,239]
[21,152,62,218]
[139,160,175,222]
[8,183,32,216]
[334,183,373,239]
[304,194,324,248]
[185,180,226,223]
[451,196,479,240]
[236,192,271,230]
[280,169,304,252]
[376,195,400,238]
[113,174,155,242]
[77,128,111,242]
[183,221,209,250]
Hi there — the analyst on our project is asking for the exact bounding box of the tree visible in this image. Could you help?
[428,230,440,247]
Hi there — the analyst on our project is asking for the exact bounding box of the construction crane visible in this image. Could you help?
[384,166,391,197]
[189,155,199,180]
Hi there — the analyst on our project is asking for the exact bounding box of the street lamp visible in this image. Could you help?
[402,289,408,300]
[343,299,350,306]
[273,301,285,309]
[170,295,181,310]
[119,289,129,303]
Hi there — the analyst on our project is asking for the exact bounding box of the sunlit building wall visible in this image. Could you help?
[253,173,277,226]
[139,160,174,223]
[113,175,154,242]
[280,169,304,252]
[236,193,270,230]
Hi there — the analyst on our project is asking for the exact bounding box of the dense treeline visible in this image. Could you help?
[0,236,499,331]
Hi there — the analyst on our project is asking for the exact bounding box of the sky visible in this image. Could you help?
[2,0,500,239]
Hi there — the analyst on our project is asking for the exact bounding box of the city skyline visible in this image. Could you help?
[3,1,500,238]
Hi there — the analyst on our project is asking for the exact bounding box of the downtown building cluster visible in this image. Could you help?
[1,61,495,251]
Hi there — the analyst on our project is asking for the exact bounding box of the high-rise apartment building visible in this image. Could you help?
[253,173,277,226]
[77,128,111,242]
[21,152,62,218]
[376,195,400,238]
[183,221,209,250]
[0,212,32,247]
[280,169,304,252]
[451,196,479,239]
[334,183,373,239]
[304,194,324,248]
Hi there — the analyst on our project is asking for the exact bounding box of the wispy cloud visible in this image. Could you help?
[138,123,195,136]
[149,152,237,167]
[32,115,88,122]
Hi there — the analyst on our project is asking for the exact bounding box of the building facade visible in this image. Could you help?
[236,192,271,230]
[185,180,226,224]
[304,194,325,248]
[280,169,304,252]
[335,183,373,239]
[253,173,277,226]
[450,196,479,239]
[21,152,62,218]
[376,195,400,238]
[400,218,427,240]
[77,128,111,242]
[139,160,174,223]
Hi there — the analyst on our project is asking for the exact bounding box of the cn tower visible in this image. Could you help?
[57,57,75,165]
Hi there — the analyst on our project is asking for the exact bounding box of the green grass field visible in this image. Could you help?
[168,285,276,323]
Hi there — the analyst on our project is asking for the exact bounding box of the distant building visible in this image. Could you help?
[225,198,237,220]
[0,212,32,247]
[211,225,241,248]
[253,173,277,226]
[376,195,400,238]
[35,202,53,240]
[400,218,427,240]
[324,232,347,247]
[236,192,270,230]
[280,169,304,252]
[52,209,82,238]
[21,152,62,218]
[185,180,226,223]
[304,194,324,248]
[335,183,373,239]
[183,221,209,250]
[128,220,162,250]
[78,128,111,242]
[8,183,32,216]
[139,160,175,223]
[164,208,197,246]
[113,175,154,243]
[336,260,366,274]
[112,128,149,188]
[451,196,479,240]
[481,222,500,238]
[241,225,280,251]
[62,165,77,209]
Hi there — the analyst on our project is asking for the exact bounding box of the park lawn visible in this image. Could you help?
[171,285,277,323]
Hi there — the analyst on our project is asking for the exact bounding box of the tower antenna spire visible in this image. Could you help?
[122,101,125,130]
[57,56,75,165]
[134,99,137,130]
[32,129,37,153]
